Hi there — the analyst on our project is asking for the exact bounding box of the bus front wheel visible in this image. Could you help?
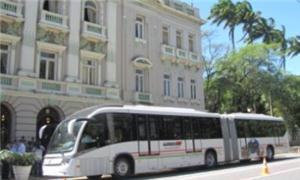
[205,150,217,168]
[114,157,132,177]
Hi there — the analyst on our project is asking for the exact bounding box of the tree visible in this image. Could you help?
[202,31,229,112]
[288,36,300,57]
[205,43,281,113]
[209,0,237,49]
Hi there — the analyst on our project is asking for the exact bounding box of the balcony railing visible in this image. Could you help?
[82,21,106,41]
[162,44,176,56]
[37,79,63,93]
[0,74,119,99]
[161,44,176,62]
[82,85,105,97]
[40,10,68,31]
[176,49,188,64]
[0,0,23,19]
[134,92,153,104]
[189,52,199,62]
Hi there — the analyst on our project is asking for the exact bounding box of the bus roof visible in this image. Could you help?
[226,113,283,121]
[86,105,220,118]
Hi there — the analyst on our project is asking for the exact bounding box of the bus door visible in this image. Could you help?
[183,118,194,153]
[237,120,249,159]
[136,115,160,156]
[273,122,281,146]
[136,115,160,169]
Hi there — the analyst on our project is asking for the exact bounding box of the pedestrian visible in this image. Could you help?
[10,139,26,154]
[32,141,45,176]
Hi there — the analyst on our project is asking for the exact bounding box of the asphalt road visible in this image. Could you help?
[35,153,300,180]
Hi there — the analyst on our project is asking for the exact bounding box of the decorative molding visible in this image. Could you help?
[37,27,66,45]
[0,32,21,44]
[36,41,66,54]
[80,49,105,61]
[132,57,153,69]
[0,21,22,37]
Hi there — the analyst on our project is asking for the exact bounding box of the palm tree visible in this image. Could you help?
[272,26,288,71]
[209,0,237,50]
[288,36,300,57]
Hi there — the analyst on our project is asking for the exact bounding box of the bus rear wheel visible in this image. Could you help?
[114,157,132,178]
[205,150,217,168]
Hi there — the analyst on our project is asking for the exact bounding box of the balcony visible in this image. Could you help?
[176,49,188,65]
[0,74,120,100]
[134,92,153,104]
[0,0,23,21]
[37,79,63,93]
[82,85,105,97]
[161,44,176,62]
[39,10,68,32]
[82,21,107,42]
[189,52,201,68]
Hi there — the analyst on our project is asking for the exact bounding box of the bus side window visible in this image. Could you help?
[137,115,147,140]
[79,114,109,151]
[149,115,160,140]
[113,113,135,143]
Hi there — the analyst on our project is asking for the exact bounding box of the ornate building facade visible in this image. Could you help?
[0,0,204,148]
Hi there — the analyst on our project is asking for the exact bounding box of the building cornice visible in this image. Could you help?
[133,0,205,25]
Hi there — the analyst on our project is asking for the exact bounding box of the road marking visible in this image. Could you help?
[246,166,300,180]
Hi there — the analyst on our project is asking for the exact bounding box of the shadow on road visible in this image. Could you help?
[106,156,300,180]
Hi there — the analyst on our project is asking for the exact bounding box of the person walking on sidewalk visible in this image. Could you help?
[32,141,45,176]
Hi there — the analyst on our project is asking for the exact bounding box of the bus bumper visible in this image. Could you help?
[42,160,80,177]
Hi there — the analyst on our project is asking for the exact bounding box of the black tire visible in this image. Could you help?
[205,150,217,168]
[87,175,101,180]
[114,157,132,178]
[266,146,274,161]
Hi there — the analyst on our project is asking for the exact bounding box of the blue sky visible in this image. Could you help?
[183,0,300,75]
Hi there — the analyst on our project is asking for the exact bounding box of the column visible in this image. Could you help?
[98,62,102,85]
[9,43,16,75]
[65,0,81,82]
[18,0,39,77]
[105,0,119,88]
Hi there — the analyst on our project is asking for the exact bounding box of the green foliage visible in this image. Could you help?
[204,43,300,138]
[0,150,35,166]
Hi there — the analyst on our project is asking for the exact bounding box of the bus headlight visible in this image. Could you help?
[61,157,71,165]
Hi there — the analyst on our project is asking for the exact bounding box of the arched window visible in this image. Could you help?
[84,1,97,23]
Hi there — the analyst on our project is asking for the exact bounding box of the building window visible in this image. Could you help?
[177,77,184,98]
[135,16,144,39]
[162,26,169,45]
[135,69,144,92]
[163,74,171,96]
[84,1,97,23]
[176,30,183,49]
[189,34,195,52]
[39,52,56,80]
[190,79,197,99]
[0,44,9,74]
[43,0,60,13]
[82,60,96,85]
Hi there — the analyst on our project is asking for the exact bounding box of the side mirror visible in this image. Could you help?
[68,119,76,135]
[39,125,47,140]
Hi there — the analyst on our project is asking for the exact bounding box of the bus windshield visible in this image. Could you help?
[47,119,85,154]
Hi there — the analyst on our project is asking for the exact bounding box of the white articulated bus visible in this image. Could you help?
[41,105,289,179]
